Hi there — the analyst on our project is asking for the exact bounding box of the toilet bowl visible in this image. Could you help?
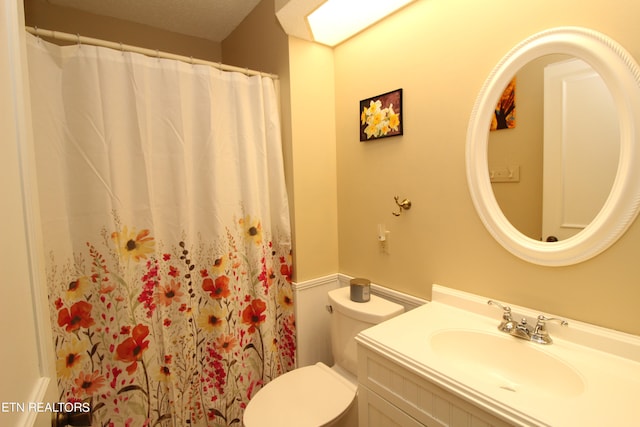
[242,362,357,427]
[243,287,404,427]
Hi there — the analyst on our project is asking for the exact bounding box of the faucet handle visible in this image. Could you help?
[531,315,568,344]
[535,315,568,327]
[487,300,511,315]
[487,300,515,333]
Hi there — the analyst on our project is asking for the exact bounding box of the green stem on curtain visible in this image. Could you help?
[141,359,151,420]
[257,327,265,380]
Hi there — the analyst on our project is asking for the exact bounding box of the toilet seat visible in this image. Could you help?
[243,362,357,427]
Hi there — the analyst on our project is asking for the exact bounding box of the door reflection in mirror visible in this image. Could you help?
[488,55,619,241]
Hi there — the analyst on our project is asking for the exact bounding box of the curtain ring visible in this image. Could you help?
[76,33,81,47]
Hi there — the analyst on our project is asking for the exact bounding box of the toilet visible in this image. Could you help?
[243,286,404,427]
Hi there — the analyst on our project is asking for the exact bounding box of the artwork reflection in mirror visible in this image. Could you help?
[491,78,516,131]
[488,55,619,242]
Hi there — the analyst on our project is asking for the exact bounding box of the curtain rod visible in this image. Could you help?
[25,26,279,80]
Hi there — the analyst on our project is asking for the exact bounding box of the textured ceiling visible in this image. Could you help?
[47,0,262,42]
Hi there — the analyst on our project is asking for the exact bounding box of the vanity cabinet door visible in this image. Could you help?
[359,386,424,427]
[357,345,512,427]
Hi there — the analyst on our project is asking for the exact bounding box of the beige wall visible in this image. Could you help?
[23,0,222,61]
[285,37,339,281]
[333,0,640,335]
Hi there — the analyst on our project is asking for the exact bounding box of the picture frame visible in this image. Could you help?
[359,88,403,141]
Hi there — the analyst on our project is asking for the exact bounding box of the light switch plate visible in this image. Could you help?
[489,165,520,183]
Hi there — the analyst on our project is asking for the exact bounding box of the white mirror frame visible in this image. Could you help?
[466,27,640,266]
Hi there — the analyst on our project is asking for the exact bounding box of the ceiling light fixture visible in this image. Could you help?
[306,0,416,47]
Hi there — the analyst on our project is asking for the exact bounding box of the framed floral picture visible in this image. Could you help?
[360,89,403,141]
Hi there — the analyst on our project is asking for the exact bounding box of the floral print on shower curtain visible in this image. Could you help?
[26,33,295,426]
[48,214,294,426]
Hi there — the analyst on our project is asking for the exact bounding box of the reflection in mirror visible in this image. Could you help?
[466,27,640,266]
[488,55,619,242]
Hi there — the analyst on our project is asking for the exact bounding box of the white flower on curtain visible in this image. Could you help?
[27,34,294,426]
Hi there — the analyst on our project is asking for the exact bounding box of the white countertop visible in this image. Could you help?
[356,285,640,427]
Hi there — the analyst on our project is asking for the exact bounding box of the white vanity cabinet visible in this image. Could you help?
[357,345,511,427]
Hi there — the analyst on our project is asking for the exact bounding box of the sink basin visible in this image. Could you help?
[430,329,585,397]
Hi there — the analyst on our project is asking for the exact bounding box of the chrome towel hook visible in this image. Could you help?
[392,196,412,216]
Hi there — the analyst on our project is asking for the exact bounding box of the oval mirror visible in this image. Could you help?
[466,27,640,266]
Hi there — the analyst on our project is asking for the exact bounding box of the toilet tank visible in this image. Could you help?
[328,287,404,376]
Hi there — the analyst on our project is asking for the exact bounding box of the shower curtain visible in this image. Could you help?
[26,34,295,426]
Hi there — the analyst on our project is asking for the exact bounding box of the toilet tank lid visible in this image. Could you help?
[328,287,404,323]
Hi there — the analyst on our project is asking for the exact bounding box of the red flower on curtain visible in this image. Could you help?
[139,258,159,318]
[57,301,95,332]
[154,279,184,306]
[279,256,293,283]
[115,324,150,374]
[73,370,106,396]
[241,299,267,333]
[202,275,231,299]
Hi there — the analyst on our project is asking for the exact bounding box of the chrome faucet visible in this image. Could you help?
[487,300,516,333]
[511,317,531,340]
[487,300,568,345]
